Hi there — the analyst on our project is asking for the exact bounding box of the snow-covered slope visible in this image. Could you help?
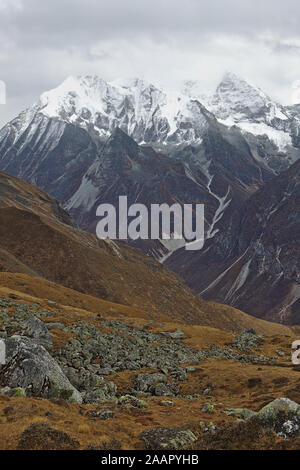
[209,72,285,121]
[38,75,209,148]
[1,72,296,170]
[200,72,300,171]
[35,73,300,171]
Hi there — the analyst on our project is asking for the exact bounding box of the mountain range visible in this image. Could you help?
[1,74,300,450]
[0,72,299,324]
[0,168,299,451]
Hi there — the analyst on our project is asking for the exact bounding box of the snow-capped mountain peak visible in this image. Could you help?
[2,72,300,175]
[211,71,274,119]
[201,71,299,156]
[36,75,210,147]
[40,75,109,117]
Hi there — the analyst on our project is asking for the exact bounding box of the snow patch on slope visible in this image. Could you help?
[206,174,232,239]
[65,176,99,211]
[219,118,293,151]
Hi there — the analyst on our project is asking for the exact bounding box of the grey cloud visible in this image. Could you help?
[6,0,300,41]
[1,0,300,127]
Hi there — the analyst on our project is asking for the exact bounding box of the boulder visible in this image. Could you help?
[135,372,167,393]
[86,408,115,420]
[202,403,214,414]
[0,335,82,403]
[83,381,117,404]
[225,408,257,420]
[20,317,53,350]
[161,329,186,340]
[257,398,300,437]
[153,383,174,397]
[118,395,148,409]
[140,427,197,450]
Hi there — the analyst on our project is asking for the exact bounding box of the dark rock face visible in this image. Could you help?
[0,112,97,203]
[66,127,250,256]
[166,160,300,324]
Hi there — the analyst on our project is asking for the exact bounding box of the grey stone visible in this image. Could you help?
[86,408,114,420]
[118,395,148,409]
[84,381,117,404]
[140,427,197,450]
[153,383,173,397]
[202,403,214,414]
[161,329,186,340]
[0,335,82,403]
[186,366,196,373]
[257,398,300,437]
[225,408,257,420]
[135,373,167,393]
[20,317,53,350]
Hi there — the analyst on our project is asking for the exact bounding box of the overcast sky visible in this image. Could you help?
[1,0,300,127]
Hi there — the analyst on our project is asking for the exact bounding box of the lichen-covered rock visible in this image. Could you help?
[160,400,174,407]
[11,387,27,397]
[202,403,214,414]
[0,336,82,403]
[118,395,148,409]
[140,427,197,450]
[232,330,263,353]
[86,408,115,420]
[170,368,187,381]
[161,329,186,340]
[225,408,257,420]
[257,398,300,437]
[134,372,167,393]
[153,383,174,397]
[199,421,217,433]
[45,322,65,331]
[20,317,53,350]
[83,381,117,404]
[0,386,26,397]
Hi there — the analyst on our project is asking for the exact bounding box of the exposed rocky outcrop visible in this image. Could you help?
[19,316,53,350]
[257,398,300,438]
[0,335,82,403]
